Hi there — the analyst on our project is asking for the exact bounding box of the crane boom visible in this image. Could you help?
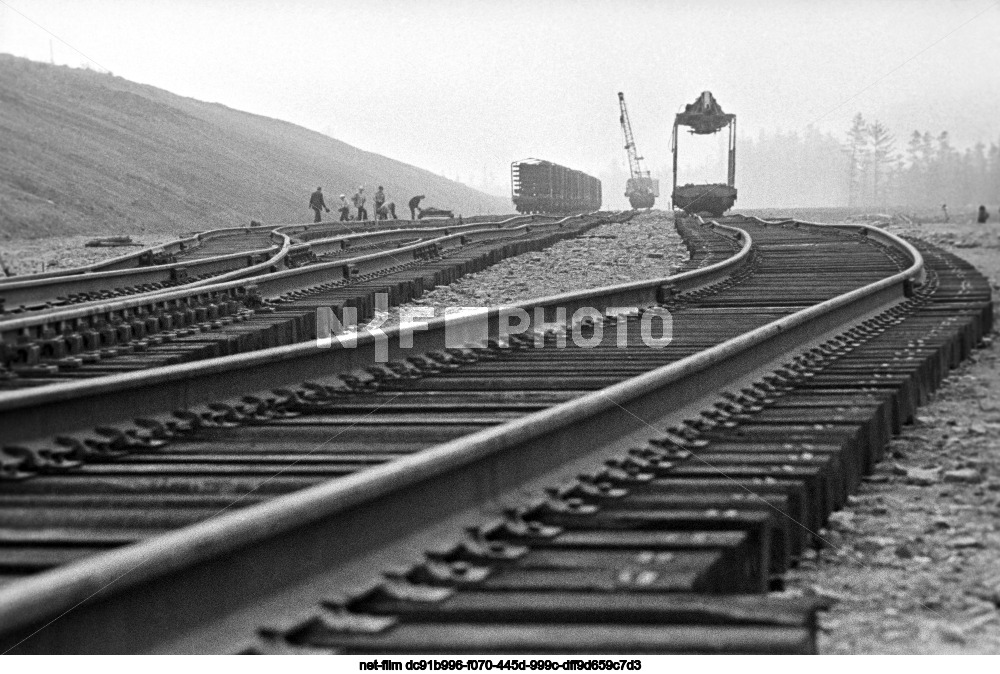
[617,92,657,209]
[618,92,643,179]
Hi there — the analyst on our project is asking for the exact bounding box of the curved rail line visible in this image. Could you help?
[0,215,560,326]
[0,214,990,654]
[0,214,524,288]
[0,222,286,288]
[0,214,605,386]
[0,215,548,316]
[0,233,286,315]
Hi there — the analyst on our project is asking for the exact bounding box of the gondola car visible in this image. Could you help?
[511,159,602,214]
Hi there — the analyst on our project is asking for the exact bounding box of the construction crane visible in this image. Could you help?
[617,91,658,209]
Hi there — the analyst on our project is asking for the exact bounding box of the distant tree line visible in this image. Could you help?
[738,126,850,208]
[843,113,1000,210]
[677,115,1000,210]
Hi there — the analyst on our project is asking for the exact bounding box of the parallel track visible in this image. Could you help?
[0,215,535,316]
[0,214,990,654]
[0,214,604,389]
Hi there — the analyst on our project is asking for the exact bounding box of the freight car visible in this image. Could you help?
[511,159,602,214]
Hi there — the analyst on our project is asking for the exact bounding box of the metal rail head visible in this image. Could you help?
[1,217,538,313]
[0,215,593,349]
[0,213,940,652]
[735,214,926,285]
[0,212,710,443]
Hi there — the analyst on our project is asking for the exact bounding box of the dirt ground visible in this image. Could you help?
[781,213,1000,653]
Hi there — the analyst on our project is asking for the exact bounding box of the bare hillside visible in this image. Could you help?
[0,55,509,240]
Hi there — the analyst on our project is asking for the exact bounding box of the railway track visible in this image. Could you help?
[0,214,505,285]
[0,233,284,316]
[0,215,534,317]
[0,213,990,654]
[0,214,601,389]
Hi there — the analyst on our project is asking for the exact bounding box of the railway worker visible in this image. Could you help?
[309,187,329,223]
[408,194,425,220]
[352,186,368,221]
[978,205,990,224]
[338,194,351,222]
[377,202,398,220]
[374,186,386,217]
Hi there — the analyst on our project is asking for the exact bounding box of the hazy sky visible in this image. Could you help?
[2,0,999,206]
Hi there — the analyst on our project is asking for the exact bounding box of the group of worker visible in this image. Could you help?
[309,187,426,224]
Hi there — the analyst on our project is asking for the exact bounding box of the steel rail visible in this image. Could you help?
[0,214,527,287]
[0,232,289,313]
[0,245,279,308]
[0,214,733,443]
[91,223,277,271]
[0,223,280,285]
[0,215,590,349]
[0,217,519,320]
[0,213,604,419]
[0,219,747,639]
[0,218,924,652]
[275,213,548,243]
[737,214,927,284]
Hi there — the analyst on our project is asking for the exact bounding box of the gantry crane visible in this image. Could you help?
[617,92,658,209]
[671,91,737,216]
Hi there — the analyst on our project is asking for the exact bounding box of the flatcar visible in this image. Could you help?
[511,159,602,214]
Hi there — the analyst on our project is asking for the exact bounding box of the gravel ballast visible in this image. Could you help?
[383,211,685,327]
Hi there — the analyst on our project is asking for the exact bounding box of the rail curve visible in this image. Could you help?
[0,214,600,386]
[0,214,990,654]
[0,215,546,317]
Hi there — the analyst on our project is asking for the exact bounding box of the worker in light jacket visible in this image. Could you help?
[352,187,367,221]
